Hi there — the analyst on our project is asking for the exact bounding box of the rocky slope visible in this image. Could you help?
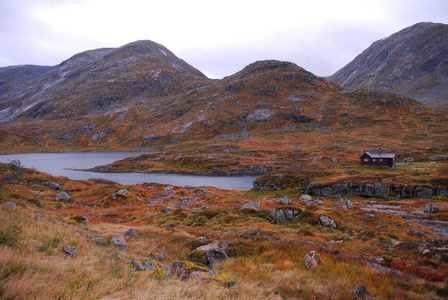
[328,22,448,109]
[0,39,446,157]
[0,40,207,124]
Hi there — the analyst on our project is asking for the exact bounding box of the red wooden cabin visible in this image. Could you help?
[360,149,396,168]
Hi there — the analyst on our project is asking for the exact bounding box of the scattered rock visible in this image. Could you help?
[142,258,156,271]
[91,237,106,246]
[304,251,323,270]
[305,199,324,206]
[268,208,301,224]
[410,230,425,237]
[279,195,292,205]
[41,181,62,190]
[364,213,375,219]
[111,234,127,251]
[53,220,68,227]
[424,203,439,214]
[269,209,286,224]
[333,199,343,207]
[131,260,146,271]
[164,207,175,214]
[113,189,131,199]
[124,228,137,238]
[197,236,208,242]
[308,157,322,162]
[170,260,235,287]
[129,216,137,221]
[164,186,174,191]
[148,253,166,261]
[299,194,312,201]
[190,270,236,288]
[55,191,71,201]
[342,199,354,209]
[249,228,261,236]
[109,252,122,261]
[429,155,448,161]
[318,215,337,228]
[331,158,339,162]
[353,285,370,299]
[167,223,175,229]
[62,245,77,256]
[171,260,208,280]
[401,157,414,164]
[187,241,229,266]
[4,201,16,210]
[241,201,261,211]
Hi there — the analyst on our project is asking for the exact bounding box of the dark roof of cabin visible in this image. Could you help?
[361,149,396,159]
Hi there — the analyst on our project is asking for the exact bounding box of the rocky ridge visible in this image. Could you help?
[1,35,442,154]
[328,22,448,109]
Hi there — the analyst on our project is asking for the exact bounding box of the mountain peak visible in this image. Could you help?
[240,60,298,74]
[328,22,448,108]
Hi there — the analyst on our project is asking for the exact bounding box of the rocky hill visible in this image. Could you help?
[0,39,446,157]
[0,40,206,124]
[328,22,448,109]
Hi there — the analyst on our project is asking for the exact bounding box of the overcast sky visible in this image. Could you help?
[1,0,447,79]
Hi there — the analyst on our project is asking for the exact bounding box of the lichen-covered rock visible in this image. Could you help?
[164,207,175,214]
[241,201,260,211]
[401,186,415,198]
[279,195,291,205]
[268,208,301,224]
[124,228,137,238]
[342,199,354,209]
[268,209,286,224]
[131,260,146,271]
[4,201,16,210]
[429,155,448,161]
[62,245,77,256]
[56,191,71,201]
[299,194,312,201]
[142,258,156,271]
[41,181,62,190]
[148,263,170,277]
[352,285,370,299]
[91,237,106,246]
[171,260,209,280]
[364,213,375,219]
[318,215,337,228]
[304,251,323,269]
[187,241,229,266]
[190,270,236,288]
[111,234,127,251]
[113,188,131,199]
[416,186,435,198]
[373,183,389,199]
[305,199,323,206]
[424,203,439,214]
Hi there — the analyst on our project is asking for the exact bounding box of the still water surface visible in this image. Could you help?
[0,152,257,190]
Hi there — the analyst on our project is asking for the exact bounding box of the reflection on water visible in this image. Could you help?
[0,152,257,190]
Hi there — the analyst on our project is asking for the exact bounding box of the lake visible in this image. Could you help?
[0,152,257,190]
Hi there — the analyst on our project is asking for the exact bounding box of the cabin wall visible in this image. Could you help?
[360,155,394,167]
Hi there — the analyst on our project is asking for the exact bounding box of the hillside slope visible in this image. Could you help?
[0,39,446,160]
[328,22,448,109]
[0,40,207,124]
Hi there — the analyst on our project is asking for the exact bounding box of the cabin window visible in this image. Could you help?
[372,159,376,162]
[363,158,369,162]
[379,159,383,162]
